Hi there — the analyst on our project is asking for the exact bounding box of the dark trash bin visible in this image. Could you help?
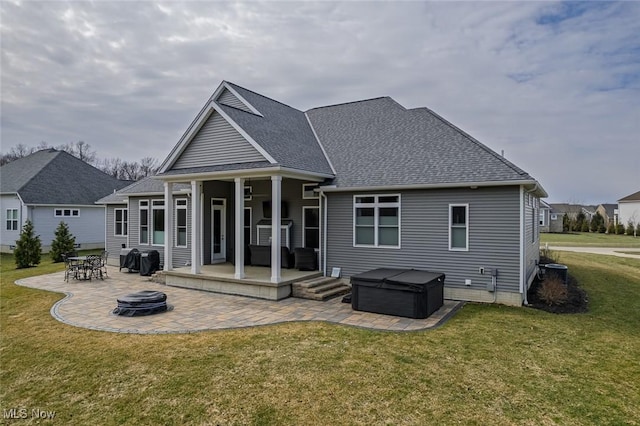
[113,290,167,317]
[545,263,568,285]
[351,268,445,319]
[140,250,160,276]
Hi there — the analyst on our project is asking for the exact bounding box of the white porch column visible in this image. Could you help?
[234,177,245,279]
[163,182,173,271]
[270,175,282,283]
[191,180,202,274]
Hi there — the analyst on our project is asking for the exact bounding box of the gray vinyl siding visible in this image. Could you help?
[325,186,524,294]
[172,111,266,170]
[31,205,106,250]
[217,88,252,113]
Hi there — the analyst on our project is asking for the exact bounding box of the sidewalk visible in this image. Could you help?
[547,246,640,259]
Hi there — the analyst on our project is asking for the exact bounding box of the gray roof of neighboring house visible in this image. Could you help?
[549,203,589,214]
[97,177,191,204]
[619,190,640,202]
[218,82,334,175]
[599,203,617,217]
[305,97,535,189]
[0,149,129,205]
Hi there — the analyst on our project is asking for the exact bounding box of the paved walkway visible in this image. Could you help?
[16,271,462,334]
[549,246,640,259]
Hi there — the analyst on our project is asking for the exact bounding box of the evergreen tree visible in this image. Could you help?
[14,220,42,268]
[636,223,640,237]
[562,213,570,233]
[607,223,616,234]
[626,221,635,236]
[590,212,604,233]
[616,223,625,235]
[597,223,607,233]
[50,221,76,262]
[581,220,590,232]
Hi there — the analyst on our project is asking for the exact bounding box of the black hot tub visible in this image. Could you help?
[351,268,445,319]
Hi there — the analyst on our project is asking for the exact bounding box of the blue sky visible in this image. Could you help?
[1,1,638,204]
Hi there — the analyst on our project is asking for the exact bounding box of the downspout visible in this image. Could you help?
[522,183,539,306]
[320,190,328,277]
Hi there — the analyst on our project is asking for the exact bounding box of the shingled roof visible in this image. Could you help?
[306,97,535,189]
[619,190,640,202]
[97,177,191,204]
[0,149,129,205]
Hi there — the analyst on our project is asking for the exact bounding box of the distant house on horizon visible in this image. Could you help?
[0,149,129,253]
[618,190,640,230]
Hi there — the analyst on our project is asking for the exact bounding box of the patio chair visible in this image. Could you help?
[62,254,81,282]
[100,250,109,278]
[84,255,104,280]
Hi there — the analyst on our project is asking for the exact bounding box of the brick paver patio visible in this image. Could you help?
[16,270,462,334]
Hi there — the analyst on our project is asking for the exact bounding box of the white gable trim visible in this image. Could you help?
[159,100,276,173]
[221,83,264,117]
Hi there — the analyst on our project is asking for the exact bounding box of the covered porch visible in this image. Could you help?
[158,167,329,300]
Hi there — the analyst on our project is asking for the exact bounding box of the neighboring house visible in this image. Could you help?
[618,190,640,229]
[0,149,128,252]
[595,203,618,226]
[99,81,547,306]
[539,200,551,233]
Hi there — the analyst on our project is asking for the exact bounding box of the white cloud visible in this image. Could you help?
[1,1,638,204]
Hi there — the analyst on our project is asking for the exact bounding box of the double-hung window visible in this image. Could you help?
[139,201,149,244]
[152,200,165,246]
[175,199,188,247]
[6,209,18,231]
[114,208,128,236]
[354,195,400,248]
[449,204,468,251]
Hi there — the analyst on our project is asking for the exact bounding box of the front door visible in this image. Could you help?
[211,198,226,263]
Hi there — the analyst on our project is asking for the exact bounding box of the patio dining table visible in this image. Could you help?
[67,256,104,281]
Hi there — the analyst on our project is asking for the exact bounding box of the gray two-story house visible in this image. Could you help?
[99,81,547,306]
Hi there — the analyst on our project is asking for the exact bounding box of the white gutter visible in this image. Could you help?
[318,179,548,196]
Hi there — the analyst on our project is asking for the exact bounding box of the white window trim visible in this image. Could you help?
[302,183,320,200]
[302,206,320,250]
[353,194,401,249]
[449,203,469,252]
[114,208,128,237]
[244,186,253,201]
[151,199,165,247]
[139,200,150,245]
[539,210,546,226]
[6,209,18,231]
[244,207,252,245]
[54,208,80,217]
[175,198,188,248]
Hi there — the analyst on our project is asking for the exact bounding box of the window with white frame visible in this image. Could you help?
[303,183,320,200]
[449,204,468,251]
[6,209,18,231]
[152,200,165,246]
[139,200,149,244]
[303,206,320,249]
[244,186,252,201]
[539,210,546,226]
[114,208,128,236]
[175,199,187,247]
[354,195,400,247]
[55,208,79,217]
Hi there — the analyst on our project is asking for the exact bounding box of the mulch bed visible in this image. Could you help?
[527,273,589,314]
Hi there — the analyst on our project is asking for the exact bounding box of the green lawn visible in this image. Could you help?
[541,231,640,247]
[1,251,639,425]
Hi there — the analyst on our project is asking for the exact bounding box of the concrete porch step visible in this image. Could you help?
[292,277,351,301]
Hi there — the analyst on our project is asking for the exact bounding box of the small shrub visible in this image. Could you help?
[607,223,615,234]
[537,276,568,306]
[636,223,640,237]
[597,223,607,233]
[581,220,590,232]
[540,246,560,264]
[616,223,625,235]
[50,221,76,263]
[626,222,635,236]
[14,220,42,268]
